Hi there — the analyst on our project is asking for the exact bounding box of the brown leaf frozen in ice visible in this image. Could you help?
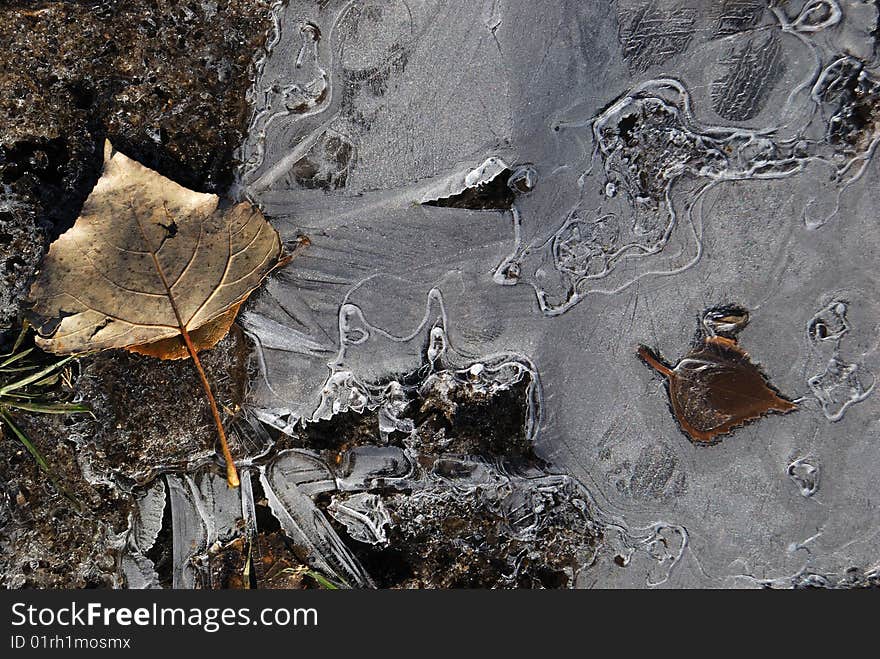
[638,311,796,444]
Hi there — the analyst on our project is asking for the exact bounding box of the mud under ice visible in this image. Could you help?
[117,319,685,589]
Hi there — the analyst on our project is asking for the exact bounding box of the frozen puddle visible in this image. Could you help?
[121,312,687,588]
[121,0,880,588]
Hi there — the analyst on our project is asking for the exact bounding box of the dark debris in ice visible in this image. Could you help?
[231,312,630,589]
[298,367,602,589]
[283,378,536,467]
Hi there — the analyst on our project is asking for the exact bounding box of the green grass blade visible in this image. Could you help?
[6,401,91,415]
[280,566,343,589]
[0,355,75,395]
[0,407,51,473]
[0,407,83,512]
[306,570,340,590]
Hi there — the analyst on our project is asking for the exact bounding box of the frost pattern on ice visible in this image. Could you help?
[805,298,875,421]
[231,0,880,588]
[248,292,688,587]
[261,453,375,588]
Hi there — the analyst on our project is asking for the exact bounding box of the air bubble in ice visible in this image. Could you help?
[327,493,392,546]
[808,300,849,343]
[787,457,820,497]
[808,356,875,422]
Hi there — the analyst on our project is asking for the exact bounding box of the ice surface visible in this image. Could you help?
[166,475,206,589]
[261,451,375,587]
[132,479,166,554]
[120,553,161,590]
[233,0,880,586]
[120,481,166,589]
[327,493,392,546]
[165,471,245,588]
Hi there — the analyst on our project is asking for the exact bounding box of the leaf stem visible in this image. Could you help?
[179,327,239,488]
[637,345,674,379]
[134,206,240,488]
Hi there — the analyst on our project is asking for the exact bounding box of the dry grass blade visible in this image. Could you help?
[0,355,76,396]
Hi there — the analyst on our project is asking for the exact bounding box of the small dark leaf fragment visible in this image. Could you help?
[638,310,796,444]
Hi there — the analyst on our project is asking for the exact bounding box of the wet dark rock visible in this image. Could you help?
[0,0,274,587]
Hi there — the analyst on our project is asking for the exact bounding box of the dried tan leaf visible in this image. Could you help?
[125,302,243,360]
[27,140,284,356]
[26,140,292,487]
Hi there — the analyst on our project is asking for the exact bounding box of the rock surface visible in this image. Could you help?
[0,0,272,588]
